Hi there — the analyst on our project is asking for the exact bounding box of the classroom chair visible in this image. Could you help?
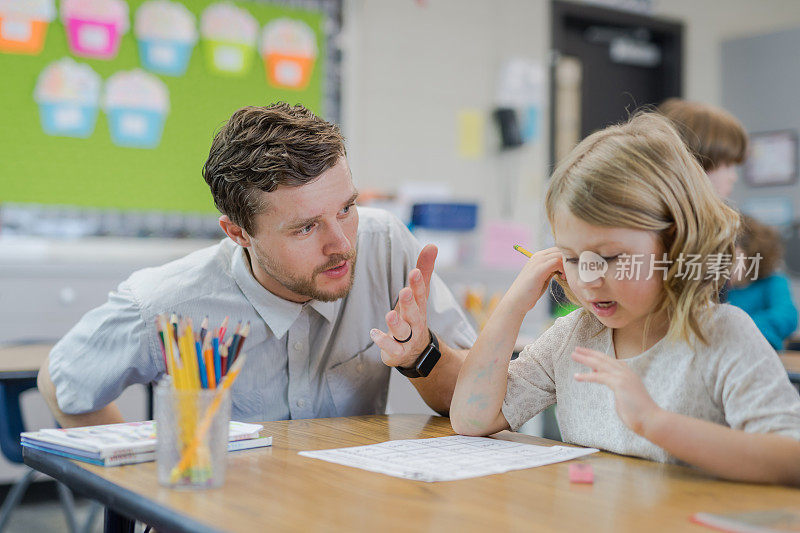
[0,377,100,532]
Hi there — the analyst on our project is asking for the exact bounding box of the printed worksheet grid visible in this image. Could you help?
[299,436,598,482]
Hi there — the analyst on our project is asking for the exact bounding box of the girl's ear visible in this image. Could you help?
[660,223,677,250]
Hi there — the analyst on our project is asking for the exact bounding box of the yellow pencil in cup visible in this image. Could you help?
[513,244,533,258]
[169,352,247,484]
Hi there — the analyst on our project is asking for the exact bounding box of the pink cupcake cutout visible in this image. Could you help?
[60,0,129,60]
[0,0,56,55]
[261,18,318,90]
[103,69,169,149]
[200,2,258,77]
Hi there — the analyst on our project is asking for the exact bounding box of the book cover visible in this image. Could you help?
[691,509,800,532]
[23,436,273,466]
[22,432,272,467]
[21,420,263,459]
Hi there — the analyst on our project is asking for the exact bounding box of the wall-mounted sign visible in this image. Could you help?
[744,130,798,187]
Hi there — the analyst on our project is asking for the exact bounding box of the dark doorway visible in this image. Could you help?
[550,0,684,165]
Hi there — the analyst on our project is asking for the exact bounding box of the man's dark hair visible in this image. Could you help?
[203,103,346,234]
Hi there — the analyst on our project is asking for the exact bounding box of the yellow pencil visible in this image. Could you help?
[169,353,247,483]
[172,337,186,390]
[513,244,533,258]
[159,315,176,378]
[183,322,199,390]
[176,330,189,389]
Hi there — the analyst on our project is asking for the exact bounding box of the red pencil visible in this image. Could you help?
[217,316,230,340]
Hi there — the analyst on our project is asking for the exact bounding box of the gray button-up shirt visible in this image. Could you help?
[50,207,477,422]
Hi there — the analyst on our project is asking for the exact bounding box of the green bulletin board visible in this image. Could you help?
[0,0,326,213]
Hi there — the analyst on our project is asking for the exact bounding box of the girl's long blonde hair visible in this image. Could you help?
[545,112,740,345]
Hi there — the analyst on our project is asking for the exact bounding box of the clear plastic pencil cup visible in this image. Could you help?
[155,380,231,489]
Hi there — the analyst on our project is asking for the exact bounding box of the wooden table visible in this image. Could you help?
[780,351,800,384]
[23,414,800,533]
[0,343,52,379]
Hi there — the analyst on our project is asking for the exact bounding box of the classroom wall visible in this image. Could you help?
[655,0,800,105]
[721,27,800,307]
[722,27,800,209]
[340,0,800,247]
[341,0,549,235]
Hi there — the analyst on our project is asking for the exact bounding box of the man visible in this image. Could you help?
[38,103,476,427]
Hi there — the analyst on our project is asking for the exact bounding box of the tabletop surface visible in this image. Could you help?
[0,343,52,377]
[780,350,800,375]
[23,414,800,533]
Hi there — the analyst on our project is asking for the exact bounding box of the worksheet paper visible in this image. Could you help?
[298,435,599,482]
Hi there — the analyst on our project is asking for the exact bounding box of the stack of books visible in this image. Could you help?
[21,420,271,466]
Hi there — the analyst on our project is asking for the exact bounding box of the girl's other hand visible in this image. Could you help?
[506,247,564,312]
[571,346,663,436]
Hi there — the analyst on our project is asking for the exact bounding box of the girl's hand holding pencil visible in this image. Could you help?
[508,246,565,312]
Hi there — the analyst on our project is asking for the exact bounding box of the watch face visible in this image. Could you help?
[416,346,441,377]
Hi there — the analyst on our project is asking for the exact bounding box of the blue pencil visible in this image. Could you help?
[212,337,221,385]
[195,340,208,389]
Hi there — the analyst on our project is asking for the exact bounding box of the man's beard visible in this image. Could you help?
[253,245,357,302]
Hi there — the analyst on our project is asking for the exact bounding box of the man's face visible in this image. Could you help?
[246,157,359,303]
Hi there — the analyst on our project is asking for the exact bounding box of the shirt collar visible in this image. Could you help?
[308,299,337,323]
[230,245,336,339]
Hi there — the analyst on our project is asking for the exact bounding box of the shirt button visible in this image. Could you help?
[294,342,303,351]
[296,398,307,408]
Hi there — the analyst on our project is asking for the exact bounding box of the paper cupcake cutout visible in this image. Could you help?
[0,0,56,55]
[200,2,258,77]
[103,69,169,148]
[34,57,101,138]
[261,18,317,90]
[60,0,129,60]
[135,0,197,76]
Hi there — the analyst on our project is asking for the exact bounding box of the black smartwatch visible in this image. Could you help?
[395,329,441,378]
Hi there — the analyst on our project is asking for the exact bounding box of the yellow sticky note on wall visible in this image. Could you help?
[458,110,484,159]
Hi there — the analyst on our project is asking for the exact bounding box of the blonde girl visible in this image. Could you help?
[450,113,800,485]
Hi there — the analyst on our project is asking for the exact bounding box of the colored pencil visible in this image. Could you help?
[200,316,209,341]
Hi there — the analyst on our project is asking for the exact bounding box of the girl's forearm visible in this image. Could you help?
[644,409,800,486]
[451,296,527,435]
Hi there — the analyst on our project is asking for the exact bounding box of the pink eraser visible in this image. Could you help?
[569,463,594,484]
